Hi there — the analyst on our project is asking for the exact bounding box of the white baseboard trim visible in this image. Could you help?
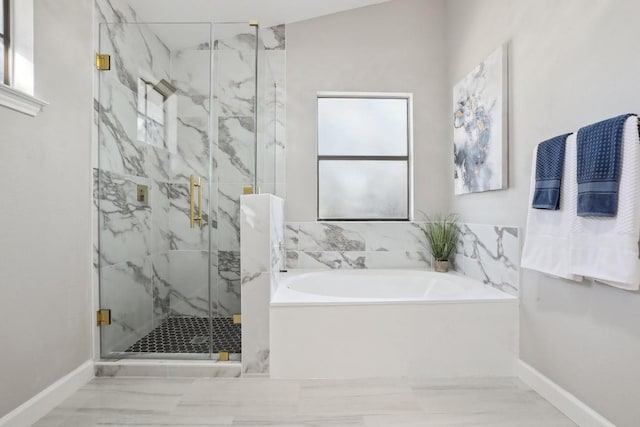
[0,360,94,427]
[517,359,615,427]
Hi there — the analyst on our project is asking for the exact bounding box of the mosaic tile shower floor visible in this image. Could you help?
[125,316,241,354]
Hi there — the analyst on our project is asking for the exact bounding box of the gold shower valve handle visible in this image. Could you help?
[190,175,203,229]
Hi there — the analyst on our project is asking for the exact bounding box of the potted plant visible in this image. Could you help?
[420,213,459,272]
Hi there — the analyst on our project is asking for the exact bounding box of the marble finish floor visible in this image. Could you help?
[35,377,575,426]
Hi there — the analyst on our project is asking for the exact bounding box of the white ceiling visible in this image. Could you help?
[130,0,391,28]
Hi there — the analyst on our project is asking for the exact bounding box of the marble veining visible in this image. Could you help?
[94,363,241,379]
[284,221,518,293]
[94,4,288,353]
[298,222,366,252]
[97,169,152,267]
[285,222,430,270]
[453,223,520,296]
[263,24,286,50]
[240,195,284,375]
[218,116,256,183]
[100,256,154,354]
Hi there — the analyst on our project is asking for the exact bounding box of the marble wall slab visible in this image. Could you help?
[94,3,288,359]
[95,0,214,355]
[285,221,431,270]
[100,256,154,354]
[240,195,285,375]
[167,250,211,317]
[284,221,520,296]
[261,26,286,199]
[453,223,520,297]
[96,169,152,267]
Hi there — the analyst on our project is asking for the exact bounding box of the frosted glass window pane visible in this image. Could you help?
[137,80,146,115]
[318,161,408,219]
[318,98,408,156]
[146,89,164,124]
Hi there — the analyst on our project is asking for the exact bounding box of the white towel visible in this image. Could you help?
[521,134,582,281]
[570,115,640,290]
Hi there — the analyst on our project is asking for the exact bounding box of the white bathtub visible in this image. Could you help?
[272,269,514,305]
[270,269,518,379]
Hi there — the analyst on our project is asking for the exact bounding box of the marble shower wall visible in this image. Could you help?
[166,40,213,319]
[257,24,286,197]
[95,0,175,354]
[285,221,520,296]
[240,195,285,375]
[94,0,288,355]
[214,24,286,317]
[94,0,215,353]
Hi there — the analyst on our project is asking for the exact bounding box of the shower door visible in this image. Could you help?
[96,22,230,359]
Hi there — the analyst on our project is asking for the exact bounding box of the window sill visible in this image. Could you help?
[0,84,48,116]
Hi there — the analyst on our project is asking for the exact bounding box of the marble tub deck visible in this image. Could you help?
[35,377,575,426]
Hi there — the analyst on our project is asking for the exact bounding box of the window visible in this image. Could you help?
[317,93,412,220]
[0,0,9,85]
[137,78,166,147]
[0,0,46,116]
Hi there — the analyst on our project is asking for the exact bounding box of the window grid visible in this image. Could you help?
[137,79,165,146]
[1,0,9,85]
[316,95,411,221]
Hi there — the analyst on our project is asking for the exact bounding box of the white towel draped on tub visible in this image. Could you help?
[570,115,640,290]
[522,134,583,281]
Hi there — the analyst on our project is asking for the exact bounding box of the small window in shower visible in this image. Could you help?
[137,78,177,150]
[317,93,412,220]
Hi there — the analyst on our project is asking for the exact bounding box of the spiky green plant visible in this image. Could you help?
[420,213,459,261]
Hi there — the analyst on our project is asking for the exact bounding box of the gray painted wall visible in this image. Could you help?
[0,0,93,417]
[446,1,640,425]
[286,0,449,221]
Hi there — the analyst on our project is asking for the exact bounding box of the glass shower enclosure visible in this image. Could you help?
[96,21,275,359]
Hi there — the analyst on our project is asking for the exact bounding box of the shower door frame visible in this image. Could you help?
[95,21,218,361]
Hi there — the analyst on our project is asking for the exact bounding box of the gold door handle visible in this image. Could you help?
[190,175,203,229]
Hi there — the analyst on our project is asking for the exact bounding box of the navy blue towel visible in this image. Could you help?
[532,133,572,210]
[576,113,633,217]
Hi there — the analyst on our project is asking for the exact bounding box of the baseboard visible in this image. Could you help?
[0,360,94,427]
[517,360,615,427]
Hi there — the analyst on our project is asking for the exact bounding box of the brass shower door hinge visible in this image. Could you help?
[218,351,230,361]
[233,314,241,324]
[96,309,111,326]
[95,53,111,70]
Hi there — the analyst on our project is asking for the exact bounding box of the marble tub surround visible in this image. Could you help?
[283,221,519,296]
[240,195,285,375]
[453,224,520,297]
[270,270,517,379]
[285,221,431,270]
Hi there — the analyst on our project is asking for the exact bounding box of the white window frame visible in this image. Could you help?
[0,0,47,116]
[316,91,414,221]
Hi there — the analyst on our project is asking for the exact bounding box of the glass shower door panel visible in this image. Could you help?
[97,22,213,358]
[213,23,259,326]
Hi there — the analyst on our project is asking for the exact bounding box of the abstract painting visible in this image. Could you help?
[453,45,508,195]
